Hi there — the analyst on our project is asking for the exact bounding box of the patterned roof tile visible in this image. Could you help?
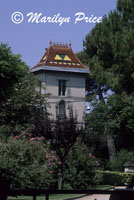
[32,41,88,70]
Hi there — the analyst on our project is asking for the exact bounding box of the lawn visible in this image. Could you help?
[8,194,84,200]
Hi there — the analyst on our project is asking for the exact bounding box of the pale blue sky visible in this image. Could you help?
[0,0,117,68]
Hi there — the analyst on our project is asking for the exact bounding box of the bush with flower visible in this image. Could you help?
[63,137,102,189]
[0,123,102,196]
[0,133,59,192]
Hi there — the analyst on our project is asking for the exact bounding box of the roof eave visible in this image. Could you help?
[30,66,90,74]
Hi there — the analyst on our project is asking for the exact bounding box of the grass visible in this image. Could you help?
[8,194,84,200]
[8,185,113,200]
[89,185,113,190]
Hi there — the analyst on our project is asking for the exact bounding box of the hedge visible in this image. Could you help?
[97,171,134,186]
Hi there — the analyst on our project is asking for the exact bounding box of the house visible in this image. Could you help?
[30,41,89,124]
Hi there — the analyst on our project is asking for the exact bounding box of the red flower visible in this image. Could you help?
[13,136,19,141]
[29,138,35,142]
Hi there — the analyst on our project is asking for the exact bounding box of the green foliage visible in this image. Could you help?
[84,102,110,159]
[100,171,134,186]
[76,51,89,65]
[79,0,134,160]
[84,92,134,160]
[32,108,83,165]
[117,0,134,21]
[0,44,48,138]
[107,93,134,150]
[84,0,134,94]
[107,149,134,172]
[0,130,102,191]
[30,108,84,189]
[50,110,82,162]
[0,43,27,103]
[0,135,58,190]
[63,137,101,189]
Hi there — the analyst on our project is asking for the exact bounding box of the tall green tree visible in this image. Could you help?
[80,0,134,161]
[0,44,47,138]
[84,0,134,94]
[0,44,27,103]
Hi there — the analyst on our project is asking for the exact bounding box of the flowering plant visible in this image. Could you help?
[0,133,59,190]
[63,137,101,189]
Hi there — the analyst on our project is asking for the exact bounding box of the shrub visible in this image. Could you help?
[106,149,134,171]
[63,137,102,189]
[98,171,134,186]
[0,135,58,190]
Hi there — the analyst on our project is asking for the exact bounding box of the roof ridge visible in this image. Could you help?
[52,41,69,48]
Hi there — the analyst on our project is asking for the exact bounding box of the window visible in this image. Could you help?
[59,100,65,120]
[59,80,66,96]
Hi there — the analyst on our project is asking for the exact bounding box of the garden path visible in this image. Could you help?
[74,187,126,200]
[74,194,110,200]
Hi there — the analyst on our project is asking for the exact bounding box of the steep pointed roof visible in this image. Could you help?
[31,41,89,74]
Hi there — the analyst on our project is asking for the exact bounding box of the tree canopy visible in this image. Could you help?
[84,0,134,94]
[0,44,27,103]
[78,0,134,161]
[0,43,47,138]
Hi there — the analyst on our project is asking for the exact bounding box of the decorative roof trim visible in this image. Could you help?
[32,41,89,70]
[30,65,89,74]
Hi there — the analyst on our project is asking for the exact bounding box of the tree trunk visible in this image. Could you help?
[97,85,116,161]
[105,122,116,161]
[97,86,105,104]
[58,163,63,189]
[58,173,62,190]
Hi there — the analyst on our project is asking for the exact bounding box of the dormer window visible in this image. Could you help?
[59,80,66,96]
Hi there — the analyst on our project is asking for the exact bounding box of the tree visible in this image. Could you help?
[84,0,134,94]
[0,44,27,103]
[0,43,47,139]
[77,43,117,161]
[32,107,83,189]
[106,93,134,151]
[80,0,134,161]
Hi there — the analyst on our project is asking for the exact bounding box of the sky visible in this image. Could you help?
[0,0,117,68]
